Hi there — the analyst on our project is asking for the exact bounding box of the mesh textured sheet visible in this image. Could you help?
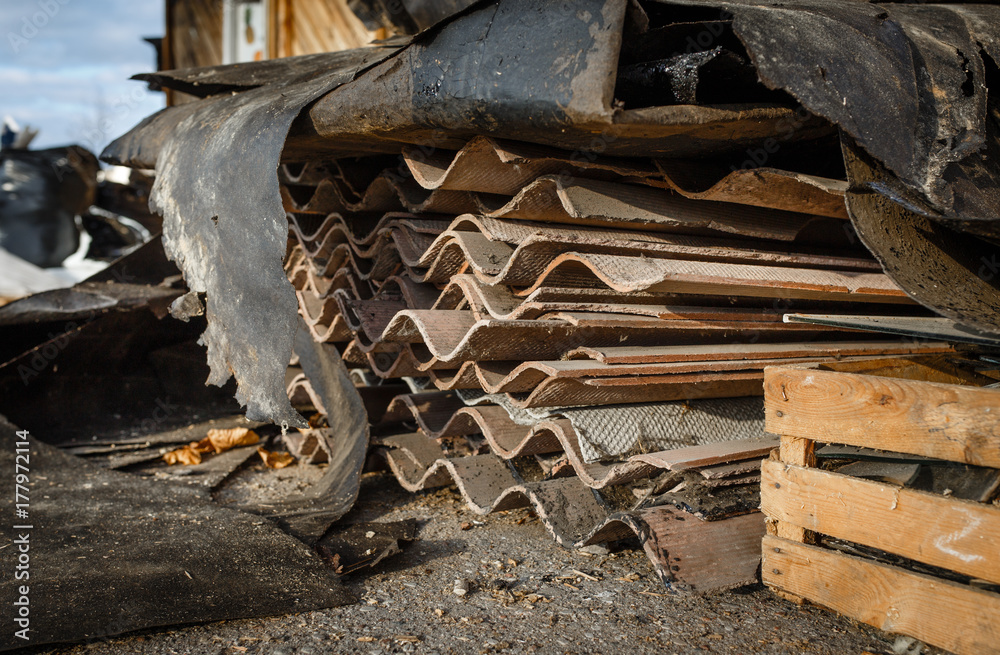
[457,390,764,463]
[559,398,765,462]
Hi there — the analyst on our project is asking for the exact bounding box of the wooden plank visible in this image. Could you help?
[641,508,765,592]
[630,438,777,471]
[762,459,1000,585]
[775,436,815,543]
[798,354,995,385]
[765,366,1000,467]
[763,535,1000,655]
[572,341,953,365]
[778,436,815,467]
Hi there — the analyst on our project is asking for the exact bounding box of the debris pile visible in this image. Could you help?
[256,4,988,591]
[277,124,953,589]
[100,0,1000,610]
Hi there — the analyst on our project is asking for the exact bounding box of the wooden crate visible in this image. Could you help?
[761,354,1000,655]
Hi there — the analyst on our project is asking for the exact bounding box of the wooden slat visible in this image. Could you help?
[765,365,1000,467]
[763,535,1000,655]
[775,437,815,543]
[632,438,777,471]
[288,0,375,56]
[789,355,994,384]
[642,508,764,592]
[762,459,1000,585]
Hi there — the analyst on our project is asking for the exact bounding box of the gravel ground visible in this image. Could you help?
[42,461,903,655]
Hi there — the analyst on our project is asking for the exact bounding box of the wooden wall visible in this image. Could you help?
[164,0,382,105]
[164,0,224,104]
[271,0,385,58]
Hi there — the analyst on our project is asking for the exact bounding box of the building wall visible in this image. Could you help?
[273,0,384,58]
[166,0,224,70]
[165,0,382,105]
[165,0,224,104]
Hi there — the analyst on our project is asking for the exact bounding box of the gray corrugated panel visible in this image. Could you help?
[377,390,778,488]
[377,433,765,591]
[282,174,478,215]
[403,135,659,195]
[456,390,765,463]
[407,217,881,286]
[558,398,765,463]
[473,175,836,240]
[403,135,847,220]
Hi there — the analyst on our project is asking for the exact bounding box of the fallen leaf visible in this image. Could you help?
[207,427,259,453]
[460,522,473,531]
[316,546,344,574]
[163,446,202,466]
[257,447,295,469]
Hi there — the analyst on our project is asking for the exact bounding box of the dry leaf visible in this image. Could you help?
[207,427,259,454]
[257,447,295,469]
[163,428,260,466]
[329,552,343,574]
[189,437,214,454]
[163,445,202,466]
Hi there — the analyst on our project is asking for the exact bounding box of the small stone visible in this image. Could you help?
[578,544,609,556]
[453,579,470,596]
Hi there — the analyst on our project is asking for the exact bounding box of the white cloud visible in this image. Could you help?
[2,0,165,153]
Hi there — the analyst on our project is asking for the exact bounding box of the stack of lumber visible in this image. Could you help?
[280,136,949,591]
[762,354,1000,653]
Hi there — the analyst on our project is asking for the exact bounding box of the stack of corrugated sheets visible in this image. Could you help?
[280,136,947,591]
[100,0,1000,593]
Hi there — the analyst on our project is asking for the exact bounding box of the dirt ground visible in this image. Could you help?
[42,461,902,655]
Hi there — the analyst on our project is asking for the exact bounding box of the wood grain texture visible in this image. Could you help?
[775,436,815,542]
[765,365,1000,467]
[642,508,765,593]
[763,535,1000,655]
[762,459,1000,585]
[286,0,377,56]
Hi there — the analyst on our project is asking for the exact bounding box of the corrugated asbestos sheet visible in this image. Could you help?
[103,0,997,591]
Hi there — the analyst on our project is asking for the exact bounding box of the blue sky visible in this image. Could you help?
[1,1,165,154]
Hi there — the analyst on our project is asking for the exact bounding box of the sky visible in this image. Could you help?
[1,1,165,155]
